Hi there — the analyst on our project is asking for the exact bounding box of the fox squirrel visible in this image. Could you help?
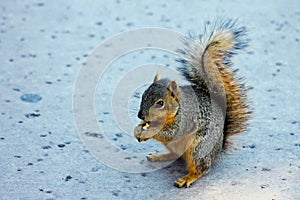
[134,19,251,188]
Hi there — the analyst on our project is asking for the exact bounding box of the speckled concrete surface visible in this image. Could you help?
[0,0,299,199]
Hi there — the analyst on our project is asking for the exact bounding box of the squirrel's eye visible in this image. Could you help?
[156,100,164,107]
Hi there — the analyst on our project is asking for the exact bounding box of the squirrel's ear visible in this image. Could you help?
[153,73,160,82]
[167,80,179,99]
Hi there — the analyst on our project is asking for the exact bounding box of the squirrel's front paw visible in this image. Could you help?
[146,152,178,162]
[134,123,158,142]
[134,124,149,142]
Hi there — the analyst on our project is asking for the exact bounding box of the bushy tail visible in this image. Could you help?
[177,19,251,148]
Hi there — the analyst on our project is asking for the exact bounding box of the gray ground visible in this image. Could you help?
[0,0,299,199]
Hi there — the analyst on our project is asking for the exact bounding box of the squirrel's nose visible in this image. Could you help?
[138,111,145,120]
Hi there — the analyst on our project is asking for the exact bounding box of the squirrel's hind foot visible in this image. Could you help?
[174,172,202,188]
[146,152,178,162]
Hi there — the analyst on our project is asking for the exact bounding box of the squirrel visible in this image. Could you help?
[134,19,251,188]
